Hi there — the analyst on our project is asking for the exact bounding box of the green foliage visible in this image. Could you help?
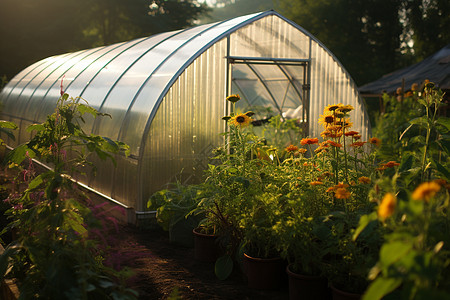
[0,92,136,299]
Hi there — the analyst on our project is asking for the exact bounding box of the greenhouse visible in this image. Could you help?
[0,10,370,215]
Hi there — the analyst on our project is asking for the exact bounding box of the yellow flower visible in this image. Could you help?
[318,112,335,128]
[412,181,441,202]
[298,148,307,154]
[358,176,371,184]
[230,113,252,127]
[325,104,343,112]
[378,193,396,220]
[339,104,354,113]
[335,188,351,199]
[226,94,241,103]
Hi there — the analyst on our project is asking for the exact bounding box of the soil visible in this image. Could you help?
[116,222,290,300]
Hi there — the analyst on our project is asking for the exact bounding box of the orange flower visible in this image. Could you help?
[358,176,371,184]
[301,138,319,145]
[353,134,361,140]
[335,188,351,199]
[326,187,335,193]
[345,131,359,137]
[298,148,307,154]
[369,137,381,147]
[378,193,396,220]
[285,145,299,153]
[310,181,323,186]
[326,140,342,148]
[350,142,366,148]
[384,161,400,168]
[303,162,309,167]
[376,165,387,171]
[412,182,441,202]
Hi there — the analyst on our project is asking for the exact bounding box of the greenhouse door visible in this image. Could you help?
[228,57,310,138]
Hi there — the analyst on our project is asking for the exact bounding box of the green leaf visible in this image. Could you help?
[399,154,414,172]
[77,103,98,117]
[0,121,18,129]
[435,117,450,131]
[215,255,233,280]
[27,174,44,190]
[380,241,413,267]
[353,212,378,241]
[409,116,428,127]
[26,123,45,132]
[5,144,34,165]
[362,277,402,300]
[435,161,450,180]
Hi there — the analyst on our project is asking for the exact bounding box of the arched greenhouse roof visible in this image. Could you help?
[0,10,370,214]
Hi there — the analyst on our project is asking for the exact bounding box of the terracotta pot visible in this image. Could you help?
[330,284,361,300]
[243,253,284,290]
[192,227,220,262]
[286,264,330,300]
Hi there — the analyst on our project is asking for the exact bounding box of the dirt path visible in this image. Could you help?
[117,224,290,300]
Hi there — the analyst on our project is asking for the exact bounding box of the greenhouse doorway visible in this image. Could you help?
[228,56,310,145]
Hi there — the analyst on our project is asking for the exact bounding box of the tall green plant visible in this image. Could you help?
[0,92,136,299]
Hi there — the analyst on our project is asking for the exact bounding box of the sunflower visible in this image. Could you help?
[338,104,354,113]
[318,112,335,128]
[231,113,252,127]
[226,94,241,103]
[412,181,441,202]
[369,137,381,147]
[378,193,396,219]
[325,104,343,112]
[335,188,351,199]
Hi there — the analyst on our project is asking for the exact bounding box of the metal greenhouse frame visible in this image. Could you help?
[0,11,370,217]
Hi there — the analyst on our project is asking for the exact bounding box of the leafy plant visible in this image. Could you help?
[0,91,136,299]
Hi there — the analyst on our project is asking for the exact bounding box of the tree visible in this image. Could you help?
[404,0,450,60]
[0,0,209,80]
[275,0,404,86]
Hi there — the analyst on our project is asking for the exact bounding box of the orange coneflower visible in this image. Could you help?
[345,131,359,137]
[326,140,342,148]
[285,145,299,153]
[358,176,371,184]
[335,188,351,199]
[412,181,441,202]
[301,138,319,145]
[350,142,366,148]
[369,137,381,147]
[378,193,396,220]
[310,181,323,186]
[384,161,400,168]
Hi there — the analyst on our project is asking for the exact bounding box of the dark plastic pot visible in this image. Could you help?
[243,253,284,290]
[192,227,220,262]
[286,264,330,300]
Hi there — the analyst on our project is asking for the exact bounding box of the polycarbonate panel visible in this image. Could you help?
[91,32,181,139]
[230,14,310,59]
[139,40,228,211]
[121,13,263,156]
[309,42,370,140]
[34,44,125,124]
